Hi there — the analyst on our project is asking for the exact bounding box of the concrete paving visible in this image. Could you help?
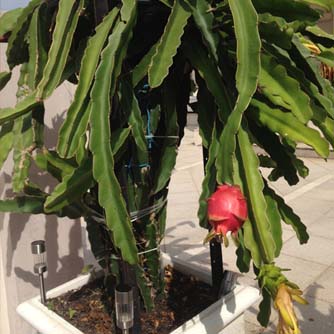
[162,120,334,334]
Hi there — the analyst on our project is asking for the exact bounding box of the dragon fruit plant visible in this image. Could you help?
[1,0,334,332]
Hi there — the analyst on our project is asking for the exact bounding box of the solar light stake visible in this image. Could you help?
[31,240,47,305]
[115,284,134,334]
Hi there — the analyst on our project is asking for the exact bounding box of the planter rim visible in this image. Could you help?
[17,253,261,334]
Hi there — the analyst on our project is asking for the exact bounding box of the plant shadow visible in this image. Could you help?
[297,282,334,334]
[0,111,84,293]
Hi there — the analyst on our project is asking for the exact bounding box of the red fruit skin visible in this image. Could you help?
[207,185,248,236]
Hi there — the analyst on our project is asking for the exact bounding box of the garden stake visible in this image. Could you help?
[93,0,109,25]
[210,239,224,298]
[202,147,224,298]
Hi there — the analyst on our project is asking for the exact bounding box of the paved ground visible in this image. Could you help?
[162,118,334,334]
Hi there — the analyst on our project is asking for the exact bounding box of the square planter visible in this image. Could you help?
[17,253,260,334]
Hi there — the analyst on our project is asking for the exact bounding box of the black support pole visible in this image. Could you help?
[202,147,224,298]
[209,239,224,297]
[93,0,109,24]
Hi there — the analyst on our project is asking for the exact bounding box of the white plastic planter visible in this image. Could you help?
[17,254,260,334]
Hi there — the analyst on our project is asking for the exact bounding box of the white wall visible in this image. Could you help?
[0,43,84,334]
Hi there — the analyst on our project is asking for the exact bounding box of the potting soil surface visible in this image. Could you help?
[50,266,217,334]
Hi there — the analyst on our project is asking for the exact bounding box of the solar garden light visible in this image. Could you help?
[115,284,134,334]
[31,240,47,305]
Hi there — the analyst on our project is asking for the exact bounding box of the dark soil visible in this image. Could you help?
[50,266,216,334]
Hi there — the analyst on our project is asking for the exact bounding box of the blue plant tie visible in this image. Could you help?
[125,160,150,170]
[138,83,150,94]
[125,158,132,174]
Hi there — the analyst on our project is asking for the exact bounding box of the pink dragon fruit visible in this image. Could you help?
[205,184,248,244]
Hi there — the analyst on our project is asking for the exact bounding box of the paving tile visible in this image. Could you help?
[285,196,332,226]
[325,207,334,217]
[294,296,334,334]
[290,191,333,213]
[282,227,296,242]
[169,171,192,181]
[246,296,334,334]
[274,254,328,290]
[188,167,205,193]
[244,301,278,331]
[165,218,198,231]
[282,235,334,266]
[305,267,334,304]
[265,159,333,197]
[244,320,275,334]
[268,177,304,197]
[166,203,199,220]
[309,157,334,173]
[167,181,198,194]
[163,219,207,258]
[307,215,334,240]
[174,154,202,169]
[302,178,334,201]
[283,175,334,203]
[243,256,333,332]
[164,218,205,237]
[300,158,334,180]
[167,191,200,205]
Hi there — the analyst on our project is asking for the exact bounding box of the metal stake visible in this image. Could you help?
[202,147,224,298]
[39,272,47,305]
